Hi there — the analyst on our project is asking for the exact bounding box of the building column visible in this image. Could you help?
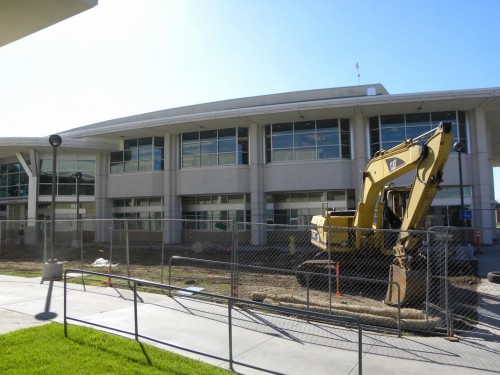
[352,112,367,199]
[249,124,266,245]
[94,152,112,243]
[16,151,37,244]
[471,108,495,244]
[163,133,182,244]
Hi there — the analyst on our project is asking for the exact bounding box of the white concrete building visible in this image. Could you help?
[1,84,499,244]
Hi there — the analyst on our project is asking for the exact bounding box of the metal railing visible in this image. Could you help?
[168,255,402,336]
[63,269,364,374]
[0,218,492,336]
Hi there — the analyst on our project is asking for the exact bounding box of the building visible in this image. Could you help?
[1,84,500,245]
[0,0,98,47]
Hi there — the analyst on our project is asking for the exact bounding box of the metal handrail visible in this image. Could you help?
[64,269,364,374]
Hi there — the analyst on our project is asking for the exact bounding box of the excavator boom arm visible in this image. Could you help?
[353,122,453,230]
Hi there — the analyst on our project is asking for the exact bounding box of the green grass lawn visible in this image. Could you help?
[0,323,230,375]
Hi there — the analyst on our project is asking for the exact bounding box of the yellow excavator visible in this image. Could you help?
[300,121,453,305]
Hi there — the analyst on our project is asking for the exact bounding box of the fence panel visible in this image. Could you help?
[1,218,498,336]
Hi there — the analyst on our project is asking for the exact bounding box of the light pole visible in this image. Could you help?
[49,134,62,261]
[453,141,466,230]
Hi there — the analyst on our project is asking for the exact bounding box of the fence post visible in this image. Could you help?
[327,226,332,314]
[444,230,451,336]
[425,231,431,321]
[126,220,131,285]
[107,219,113,286]
[80,219,84,270]
[161,218,165,284]
[0,220,3,256]
[43,221,48,263]
[134,280,138,341]
[231,220,239,298]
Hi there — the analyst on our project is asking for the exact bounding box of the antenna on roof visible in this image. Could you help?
[355,62,361,85]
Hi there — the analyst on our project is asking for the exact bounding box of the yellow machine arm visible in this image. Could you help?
[353,122,453,232]
[384,121,453,304]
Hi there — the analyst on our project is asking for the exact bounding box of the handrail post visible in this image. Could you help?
[64,270,68,337]
[228,297,234,371]
[306,273,310,311]
[397,282,401,337]
[358,321,363,375]
[134,280,138,341]
[168,256,174,296]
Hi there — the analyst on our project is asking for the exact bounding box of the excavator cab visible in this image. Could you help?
[376,185,411,230]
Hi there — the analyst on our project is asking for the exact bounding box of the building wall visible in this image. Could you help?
[1,87,499,244]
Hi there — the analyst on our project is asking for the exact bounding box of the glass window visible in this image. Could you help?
[294,121,315,133]
[318,146,339,159]
[267,118,350,163]
[200,154,217,166]
[182,143,199,156]
[272,135,293,149]
[38,159,96,197]
[317,119,337,132]
[273,149,293,162]
[370,111,467,155]
[218,139,235,153]
[228,194,244,203]
[138,137,152,146]
[124,139,138,149]
[0,162,31,198]
[294,133,316,147]
[111,137,164,174]
[294,148,316,160]
[317,131,338,146]
[138,145,152,159]
[381,114,406,149]
[273,122,293,134]
[327,191,346,201]
[200,140,217,154]
[219,128,236,139]
[291,192,308,202]
[40,160,53,171]
[138,159,152,171]
[58,160,77,171]
[219,153,236,165]
[180,128,248,168]
[110,151,123,163]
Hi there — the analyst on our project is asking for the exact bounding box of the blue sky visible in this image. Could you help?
[1,0,499,193]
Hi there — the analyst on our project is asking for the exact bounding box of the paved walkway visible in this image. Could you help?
[1,271,499,374]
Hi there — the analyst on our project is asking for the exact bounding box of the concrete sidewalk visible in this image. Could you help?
[0,274,499,375]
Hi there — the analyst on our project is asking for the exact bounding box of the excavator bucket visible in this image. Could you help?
[385,265,426,305]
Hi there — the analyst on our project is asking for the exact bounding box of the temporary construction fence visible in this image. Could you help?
[0,218,495,335]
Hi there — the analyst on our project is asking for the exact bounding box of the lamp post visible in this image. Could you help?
[48,134,62,261]
[453,141,466,230]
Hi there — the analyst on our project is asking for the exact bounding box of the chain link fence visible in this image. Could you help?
[0,218,498,336]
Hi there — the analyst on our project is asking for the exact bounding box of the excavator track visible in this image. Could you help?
[296,254,393,288]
